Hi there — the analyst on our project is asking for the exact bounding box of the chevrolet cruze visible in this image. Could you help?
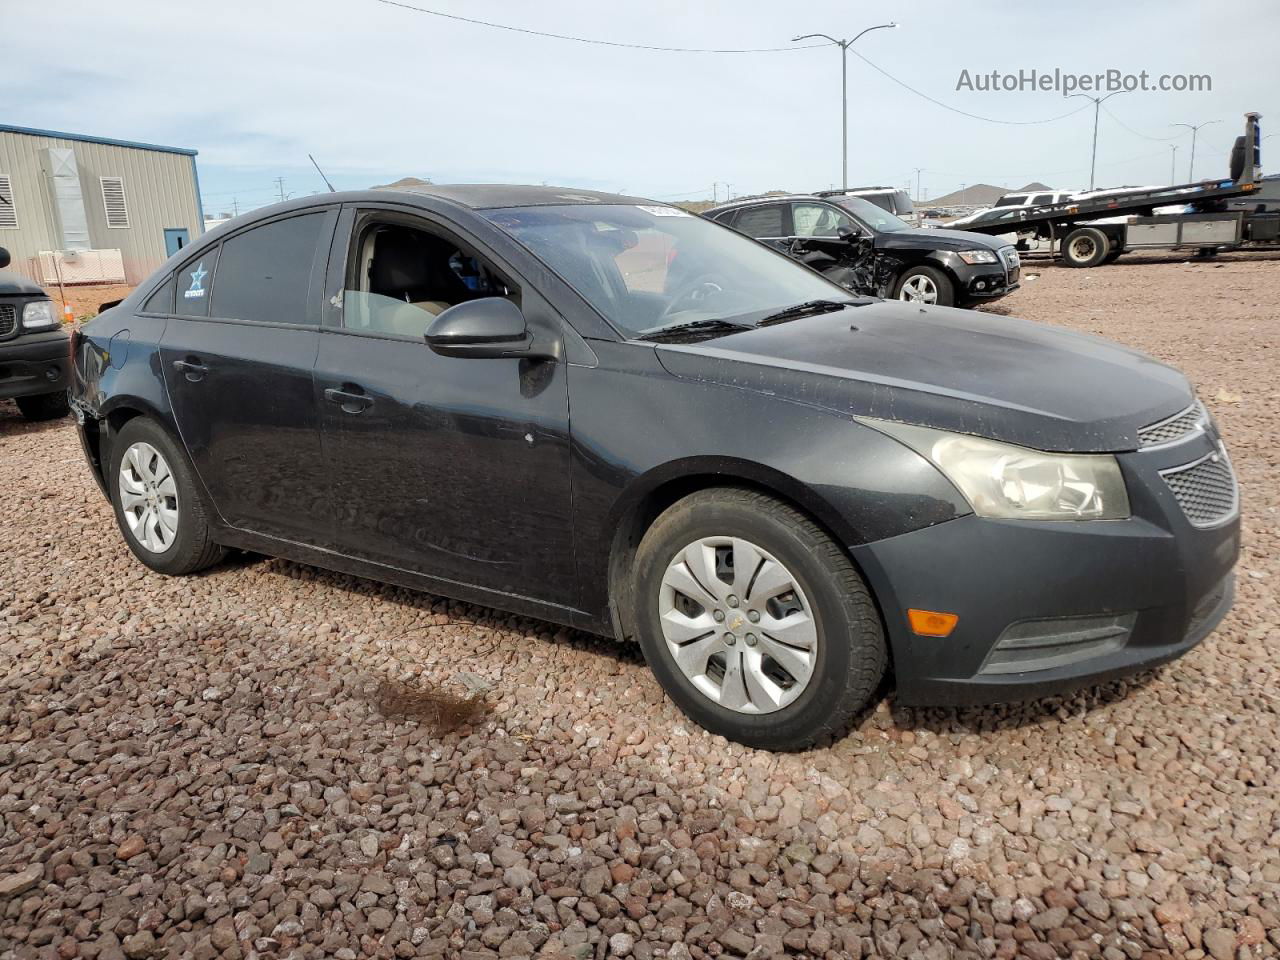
[70,185,1239,750]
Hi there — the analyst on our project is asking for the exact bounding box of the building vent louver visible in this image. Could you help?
[43,148,91,251]
[100,176,130,229]
[0,176,17,229]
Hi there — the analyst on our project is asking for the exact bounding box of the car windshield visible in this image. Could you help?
[483,204,851,339]
[833,197,913,233]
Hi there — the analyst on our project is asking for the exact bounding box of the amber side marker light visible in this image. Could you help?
[907,609,959,637]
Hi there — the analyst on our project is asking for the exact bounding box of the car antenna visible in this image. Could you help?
[309,154,337,193]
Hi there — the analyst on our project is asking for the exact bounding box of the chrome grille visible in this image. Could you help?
[1139,401,1207,448]
[998,246,1020,270]
[0,304,16,339]
[1161,449,1238,527]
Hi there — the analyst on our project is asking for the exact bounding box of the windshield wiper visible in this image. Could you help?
[756,299,850,327]
[636,318,753,342]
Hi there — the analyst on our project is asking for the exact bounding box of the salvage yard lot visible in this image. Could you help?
[2,255,1278,959]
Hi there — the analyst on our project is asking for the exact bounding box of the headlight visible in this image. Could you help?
[872,421,1130,520]
[956,249,999,264]
[22,300,57,330]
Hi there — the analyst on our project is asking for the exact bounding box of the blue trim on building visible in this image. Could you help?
[0,123,198,157]
[190,156,206,233]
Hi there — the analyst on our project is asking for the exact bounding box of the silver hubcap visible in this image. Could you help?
[899,274,938,304]
[118,441,179,554]
[659,537,818,715]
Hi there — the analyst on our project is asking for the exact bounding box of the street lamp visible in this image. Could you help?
[1169,144,1178,184]
[792,22,898,191]
[1172,120,1221,181]
[1068,90,1126,192]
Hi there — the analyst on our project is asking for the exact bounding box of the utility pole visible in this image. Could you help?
[791,22,898,191]
[274,177,289,203]
[1172,120,1221,180]
[912,167,924,202]
[1067,90,1126,192]
[960,183,967,206]
[231,197,240,217]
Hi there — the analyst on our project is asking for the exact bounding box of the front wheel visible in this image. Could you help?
[16,392,70,421]
[629,488,886,750]
[894,266,954,307]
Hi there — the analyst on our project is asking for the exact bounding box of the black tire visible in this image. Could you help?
[628,488,886,751]
[16,391,70,421]
[1061,227,1110,268]
[893,265,955,307]
[1229,135,1246,182]
[108,417,226,576]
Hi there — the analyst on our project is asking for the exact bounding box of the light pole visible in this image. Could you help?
[1169,145,1178,184]
[792,23,898,191]
[912,167,924,202]
[1068,90,1126,192]
[1172,120,1221,180]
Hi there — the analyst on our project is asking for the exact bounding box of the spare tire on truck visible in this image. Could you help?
[1229,136,1246,182]
[1061,226,1111,268]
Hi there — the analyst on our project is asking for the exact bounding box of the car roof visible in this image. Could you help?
[705,194,831,216]
[380,183,650,209]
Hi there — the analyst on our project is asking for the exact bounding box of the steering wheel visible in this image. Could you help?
[658,273,728,323]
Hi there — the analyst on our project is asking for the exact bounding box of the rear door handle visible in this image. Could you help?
[324,386,374,414]
[172,358,208,382]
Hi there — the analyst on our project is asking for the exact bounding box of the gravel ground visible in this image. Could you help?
[3,254,1279,960]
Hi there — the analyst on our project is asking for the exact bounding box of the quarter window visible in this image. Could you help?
[142,274,175,314]
[732,204,785,239]
[211,213,327,325]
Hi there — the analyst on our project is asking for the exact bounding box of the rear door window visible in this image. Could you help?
[176,248,219,318]
[732,204,787,239]
[892,191,915,219]
[1032,194,1054,205]
[210,212,329,325]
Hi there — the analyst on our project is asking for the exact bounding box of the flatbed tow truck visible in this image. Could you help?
[961,112,1275,267]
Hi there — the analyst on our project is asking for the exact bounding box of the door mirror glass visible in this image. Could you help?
[0,246,10,269]
[425,297,546,359]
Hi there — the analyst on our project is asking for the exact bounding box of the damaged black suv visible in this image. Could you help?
[0,246,71,421]
[706,194,1019,308]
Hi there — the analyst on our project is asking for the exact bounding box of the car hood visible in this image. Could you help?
[653,301,1192,453]
[0,269,47,297]
[878,227,1007,250]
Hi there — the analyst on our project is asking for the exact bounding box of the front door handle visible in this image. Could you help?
[324,386,374,414]
[172,358,208,382]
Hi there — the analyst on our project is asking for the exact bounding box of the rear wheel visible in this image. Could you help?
[1061,227,1111,267]
[628,488,886,750]
[16,392,69,421]
[108,418,225,575]
[894,266,954,307]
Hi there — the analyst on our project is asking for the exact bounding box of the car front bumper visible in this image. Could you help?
[850,429,1240,706]
[956,262,1019,302]
[0,328,71,401]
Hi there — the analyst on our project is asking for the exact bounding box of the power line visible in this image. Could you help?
[1101,104,1182,142]
[847,49,1093,126]
[374,0,834,52]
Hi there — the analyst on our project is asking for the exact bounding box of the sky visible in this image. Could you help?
[5,0,1277,217]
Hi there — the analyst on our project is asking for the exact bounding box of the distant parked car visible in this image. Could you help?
[706,194,1020,307]
[0,245,71,421]
[993,190,1074,208]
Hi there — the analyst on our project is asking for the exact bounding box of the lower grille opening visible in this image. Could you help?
[978,612,1136,676]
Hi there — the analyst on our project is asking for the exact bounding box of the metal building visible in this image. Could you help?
[0,124,203,286]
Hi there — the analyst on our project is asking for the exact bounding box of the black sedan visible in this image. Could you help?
[70,186,1237,750]
[705,193,1020,308]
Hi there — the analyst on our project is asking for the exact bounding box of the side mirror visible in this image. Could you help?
[836,226,859,241]
[425,297,553,360]
[0,247,10,270]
